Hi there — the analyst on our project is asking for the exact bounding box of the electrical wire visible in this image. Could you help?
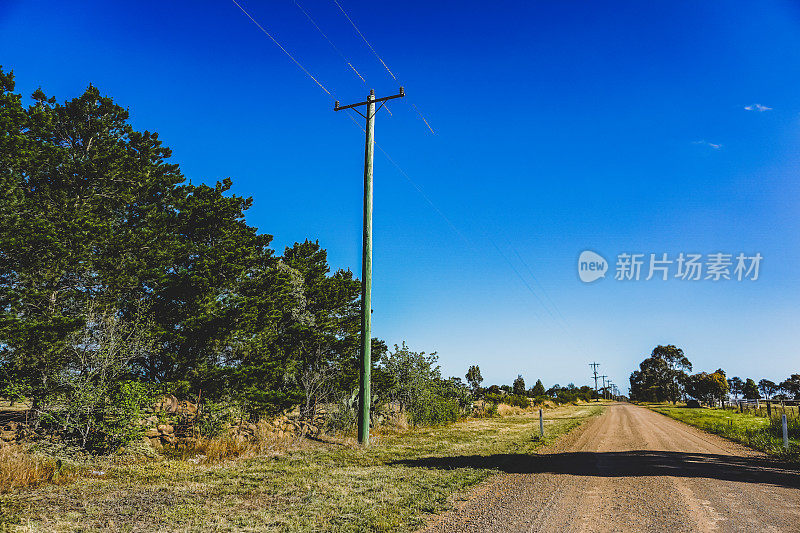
[331,0,399,83]
[511,244,573,331]
[231,0,332,96]
[229,0,587,355]
[410,103,436,135]
[292,0,366,84]
[291,0,392,116]
[330,0,435,133]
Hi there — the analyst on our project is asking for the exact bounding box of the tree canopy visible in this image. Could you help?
[629,345,692,403]
[0,68,373,428]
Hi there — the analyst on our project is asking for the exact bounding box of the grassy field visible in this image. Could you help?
[645,403,800,461]
[0,404,603,532]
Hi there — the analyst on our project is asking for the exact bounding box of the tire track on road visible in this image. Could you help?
[422,403,800,533]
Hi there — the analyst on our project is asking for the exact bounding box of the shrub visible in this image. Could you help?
[531,395,550,405]
[483,392,502,405]
[407,394,460,426]
[504,394,530,408]
[325,391,358,435]
[31,306,157,452]
[195,398,248,437]
[481,392,530,409]
[380,343,467,427]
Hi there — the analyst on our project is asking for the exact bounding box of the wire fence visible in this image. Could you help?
[728,399,800,419]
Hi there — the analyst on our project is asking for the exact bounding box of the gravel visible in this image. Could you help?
[421,403,800,532]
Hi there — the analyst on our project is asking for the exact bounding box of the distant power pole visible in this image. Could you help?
[600,375,608,400]
[590,362,600,402]
[335,88,405,446]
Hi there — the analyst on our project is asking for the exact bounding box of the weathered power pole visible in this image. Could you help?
[600,375,608,400]
[335,87,405,445]
[590,362,600,402]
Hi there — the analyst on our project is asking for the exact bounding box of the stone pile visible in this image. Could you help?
[138,398,329,449]
[264,408,327,439]
[0,396,332,450]
[140,395,200,449]
[0,420,29,446]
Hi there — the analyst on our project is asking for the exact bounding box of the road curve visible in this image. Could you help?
[420,403,800,532]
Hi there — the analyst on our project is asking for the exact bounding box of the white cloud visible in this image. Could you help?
[744,103,772,112]
[693,140,722,150]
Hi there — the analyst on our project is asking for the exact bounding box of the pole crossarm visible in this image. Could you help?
[335,87,404,112]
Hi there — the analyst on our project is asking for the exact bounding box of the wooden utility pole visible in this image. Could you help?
[590,362,600,402]
[600,375,608,400]
[335,87,405,445]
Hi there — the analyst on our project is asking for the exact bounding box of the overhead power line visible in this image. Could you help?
[331,0,399,82]
[228,0,589,356]
[291,0,366,84]
[231,0,332,96]
[291,0,392,116]
[330,0,435,134]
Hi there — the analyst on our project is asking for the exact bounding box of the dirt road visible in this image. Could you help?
[420,403,800,532]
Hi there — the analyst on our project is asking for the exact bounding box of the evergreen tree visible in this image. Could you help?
[742,378,759,399]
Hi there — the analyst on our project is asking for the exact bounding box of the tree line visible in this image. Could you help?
[0,68,394,447]
[0,70,600,451]
[629,345,800,404]
[465,366,598,405]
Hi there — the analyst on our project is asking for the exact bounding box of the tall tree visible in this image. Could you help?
[742,378,759,400]
[0,68,389,429]
[629,345,692,403]
[727,377,744,399]
[530,379,546,397]
[465,365,483,395]
[0,71,184,406]
[780,374,800,400]
[651,345,692,403]
[686,370,728,405]
[512,375,526,396]
[757,379,777,399]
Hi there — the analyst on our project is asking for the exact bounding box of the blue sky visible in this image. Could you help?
[2,1,799,392]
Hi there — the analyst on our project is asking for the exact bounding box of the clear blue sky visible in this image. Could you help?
[2,0,799,392]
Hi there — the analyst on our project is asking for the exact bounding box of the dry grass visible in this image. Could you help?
[2,405,604,532]
[0,446,80,493]
[496,404,530,416]
[184,421,301,464]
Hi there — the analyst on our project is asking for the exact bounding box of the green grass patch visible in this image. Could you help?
[644,403,800,462]
[1,404,603,532]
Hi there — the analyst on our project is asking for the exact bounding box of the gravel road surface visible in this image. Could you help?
[420,403,800,532]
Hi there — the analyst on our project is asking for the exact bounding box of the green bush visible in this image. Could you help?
[408,394,460,426]
[196,398,248,437]
[503,394,530,408]
[325,390,358,434]
[482,393,529,408]
[483,392,502,405]
[103,380,159,448]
